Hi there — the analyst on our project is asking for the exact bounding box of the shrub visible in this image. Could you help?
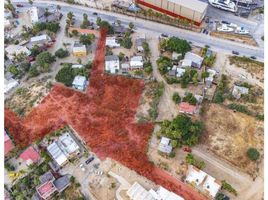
[228,103,251,115]
[172,92,181,104]
[221,180,238,196]
[55,48,69,58]
[156,56,172,75]
[169,151,176,158]
[183,93,197,105]
[55,65,74,86]
[247,148,260,161]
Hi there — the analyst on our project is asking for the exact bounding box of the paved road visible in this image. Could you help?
[12,0,264,61]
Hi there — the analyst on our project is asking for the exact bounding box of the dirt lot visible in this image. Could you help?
[201,103,263,177]
[229,56,264,83]
[5,77,53,117]
[60,184,84,200]
[211,31,257,46]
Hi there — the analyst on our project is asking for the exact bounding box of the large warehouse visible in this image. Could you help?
[136,0,208,25]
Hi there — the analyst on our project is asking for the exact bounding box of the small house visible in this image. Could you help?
[158,137,172,154]
[4,78,19,94]
[130,56,143,70]
[179,102,198,115]
[30,34,51,45]
[135,37,146,53]
[105,55,120,74]
[72,42,87,57]
[232,85,249,99]
[19,146,41,165]
[106,37,120,48]
[72,75,87,91]
[205,69,217,87]
[168,70,176,77]
[5,45,31,60]
[4,130,14,156]
[176,68,186,78]
[121,63,130,73]
[47,142,68,166]
[36,181,57,199]
[181,52,203,69]
[29,7,44,24]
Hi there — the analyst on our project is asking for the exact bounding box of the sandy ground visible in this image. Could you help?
[201,103,263,177]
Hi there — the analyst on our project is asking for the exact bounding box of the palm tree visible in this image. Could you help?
[28,0,33,5]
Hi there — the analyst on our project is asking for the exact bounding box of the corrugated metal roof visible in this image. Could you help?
[168,0,208,13]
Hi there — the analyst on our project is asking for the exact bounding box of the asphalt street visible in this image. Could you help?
[12,0,264,61]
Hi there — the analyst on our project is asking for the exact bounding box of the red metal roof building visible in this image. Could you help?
[179,102,198,115]
[4,130,14,156]
[36,181,57,200]
[136,0,208,26]
[19,146,40,165]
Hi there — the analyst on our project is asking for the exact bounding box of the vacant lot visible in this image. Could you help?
[211,32,257,46]
[5,77,53,117]
[202,104,263,177]
[229,56,264,83]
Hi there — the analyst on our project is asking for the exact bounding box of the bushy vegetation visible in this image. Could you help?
[79,34,95,45]
[144,61,153,75]
[247,148,260,161]
[186,153,206,169]
[160,37,191,55]
[55,63,91,86]
[172,92,181,104]
[159,115,203,147]
[213,74,228,103]
[32,22,60,34]
[118,36,132,49]
[148,82,164,120]
[182,93,197,105]
[36,51,55,72]
[96,18,114,34]
[228,103,251,115]
[180,68,198,88]
[156,56,172,75]
[55,48,69,58]
[221,180,238,196]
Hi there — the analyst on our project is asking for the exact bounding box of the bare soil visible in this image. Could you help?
[211,31,258,46]
[201,103,263,176]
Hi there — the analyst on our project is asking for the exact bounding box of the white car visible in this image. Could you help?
[80,164,86,172]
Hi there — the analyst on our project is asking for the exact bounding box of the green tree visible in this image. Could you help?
[96,17,102,26]
[79,34,95,45]
[247,148,260,161]
[55,48,69,58]
[119,37,132,49]
[8,65,20,76]
[165,37,191,55]
[72,29,79,37]
[30,45,41,57]
[172,92,181,104]
[215,193,225,200]
[46,22,60,33]
[118,52,125,61]
[128,22,134,30]
[29,65,39,77]
[81,13,90,28]
[144,62,153,75]
[28,0,33,5]
[20,62,31,72]
[156,56,172,75]
[201,71,209,79]
[55,64,75,86]
[183,93,197,105]
[36,51,55,70]
[99,20,114,34]
[221,180,238,196]
[66,12,74,26]
[142,42,150,58]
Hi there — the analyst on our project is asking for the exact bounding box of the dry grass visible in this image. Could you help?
[211,31,257,46]
[229,56,264,82]
[202,104,263,176]
[5,79,52,116]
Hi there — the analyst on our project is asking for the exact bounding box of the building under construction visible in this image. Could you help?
[136,0,208,25]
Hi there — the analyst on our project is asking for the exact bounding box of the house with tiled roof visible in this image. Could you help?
[178,102,198,115]
[19,146,41,165]
[4,130,14,156]
[36,181,57,200]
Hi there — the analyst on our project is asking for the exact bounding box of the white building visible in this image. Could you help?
[71,64,84,69]
[4,78,19,94]
[4,18,12,28]
[58,132,80,155]
[176,68,185,78]
[106,37,120,48]
[185,165,221,199]
[232,85,249,99]
[180,52,203,69]
[72,75,87,91]
[29,7,43,24]
[47,142,68,166]
[158,137,172,154]
[172,52,182,61]
[5,45,31,60]
[30,34,51,45]
[127,182,184,200]
[130,56,144,69]
[105,55,120,74]
[205,69,217,87]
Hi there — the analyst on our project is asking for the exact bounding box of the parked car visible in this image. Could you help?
[183,147,192,153]
[16,4,24,7]
[85,157,94,164]
[232,51,239,55]
[93,12,98,15]
[221,20,230,25]
[80,164,86,172]
[160,33,169,38]
[250,56,256,60]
